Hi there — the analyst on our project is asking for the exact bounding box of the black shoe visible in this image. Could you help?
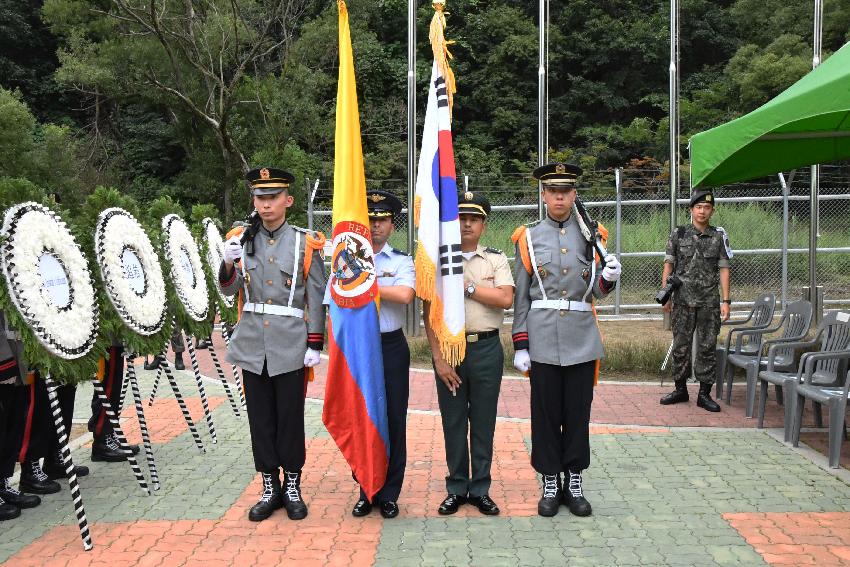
[379,501,399,519]
[248,473,283,522]
[0,498,20,521]
[562,471,592,517]
[352,498,372,517]
[195,338,212,350]
[468,494,500,516]
[538,474,561,517]
[660,379,689,405]
[44,451,90,480]
[110,433,140,456]
[697,382,721,412]
[0,479,40,509]
[437,494,466,515]
[282,471,308,520]
[91,435,125,462]
[143,356,161,370]
[19,462,61,495]
[173,353,185,371]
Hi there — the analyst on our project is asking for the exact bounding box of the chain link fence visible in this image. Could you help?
[307,167,850,322]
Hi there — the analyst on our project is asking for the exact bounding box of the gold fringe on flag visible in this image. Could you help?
[429,0,456,114]
[414,243,467,366]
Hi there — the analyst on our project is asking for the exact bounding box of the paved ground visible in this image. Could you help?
[2,336,850,566]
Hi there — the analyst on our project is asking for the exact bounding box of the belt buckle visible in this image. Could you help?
[559,298,569,311]
[467,333,478,343]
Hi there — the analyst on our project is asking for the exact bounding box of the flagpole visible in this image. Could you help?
[808,0,822,321]
[407,0,418,336]
[537,0,548,220]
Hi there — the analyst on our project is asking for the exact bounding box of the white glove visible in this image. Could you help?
[303,348,321,368]
[513,349,531,373]
[224,236,243,263]
[601,254,621,282]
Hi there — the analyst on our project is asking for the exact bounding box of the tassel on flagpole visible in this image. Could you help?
[429,0,456,113]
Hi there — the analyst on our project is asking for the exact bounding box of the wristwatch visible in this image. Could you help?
[465,283,476,298]
[722,299,732,304]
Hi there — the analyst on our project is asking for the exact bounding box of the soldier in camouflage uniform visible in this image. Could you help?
[660,189,731,412]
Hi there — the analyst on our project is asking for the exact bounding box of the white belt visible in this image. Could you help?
[242,302,304,318]
[531,299,593,312]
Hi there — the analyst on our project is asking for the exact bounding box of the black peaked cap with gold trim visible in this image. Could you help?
[458,191,491,217]
[532,162,584,189]
[246,167,294,195]
[366,190,403,218]
[689,189,715,208]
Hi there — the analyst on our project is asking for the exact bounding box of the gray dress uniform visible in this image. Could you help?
[511,187,615,477]
[219,220,326,475]
[220,223,326,377]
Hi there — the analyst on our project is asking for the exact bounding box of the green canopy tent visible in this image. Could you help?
[688,41,850,316]
[690,41,850,188]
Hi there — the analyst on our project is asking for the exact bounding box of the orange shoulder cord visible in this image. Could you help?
[511,225,533,274]
[302,231,326,383]
[591,221,610,386]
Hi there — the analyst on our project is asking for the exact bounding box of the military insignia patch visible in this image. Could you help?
[555,164,566,174]
[260,168,270,180]
[582,268,590,280]
[286,278,292,286]
[369,193,385,203]
[464,191,473,201]
[538,266,547,278]
[706,194,713,202]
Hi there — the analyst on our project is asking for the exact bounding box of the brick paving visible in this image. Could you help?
[1,343,849,566]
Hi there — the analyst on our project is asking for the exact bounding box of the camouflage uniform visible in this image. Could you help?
[666,224,730,385]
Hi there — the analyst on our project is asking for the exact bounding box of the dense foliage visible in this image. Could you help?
[2,0,849,217]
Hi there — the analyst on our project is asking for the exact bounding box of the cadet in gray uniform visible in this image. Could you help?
[219,167,326,522]
[428,191,514,517]
[659,189,731,412]
[511,163,621,517]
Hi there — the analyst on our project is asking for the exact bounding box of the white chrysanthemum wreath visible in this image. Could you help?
[202,218,234,308]
[95,208,167,335]
[162,214,209,322]
[0,202,99,359]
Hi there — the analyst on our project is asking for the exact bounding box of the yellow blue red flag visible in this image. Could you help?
[322,0,390,502]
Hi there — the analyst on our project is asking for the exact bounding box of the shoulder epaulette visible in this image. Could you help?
[484,246,503,255]
[391,247,411,256]
[526,219,542,228]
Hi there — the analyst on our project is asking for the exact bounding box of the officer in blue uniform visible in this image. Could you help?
[349,190,415,519]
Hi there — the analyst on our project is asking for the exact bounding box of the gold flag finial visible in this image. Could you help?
[430,0,456,114]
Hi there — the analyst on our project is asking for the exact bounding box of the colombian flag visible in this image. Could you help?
[322,0,390,501]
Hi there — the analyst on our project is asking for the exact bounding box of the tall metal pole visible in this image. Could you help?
[809,0,823,320]
[537,0,548,220]
[406,0,418,335]
[778,173,790,309]
[668,0,679,233]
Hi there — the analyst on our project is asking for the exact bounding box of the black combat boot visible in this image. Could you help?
[248,472,283,522]
[0,496,20,521]
[0,478,40,509]
[537,474,561,517]
[562,470,592,517]
[19,461,61,494]
[91,433,125,462]
[660,379,689,405]
[173,353,185,371]
[143,356,160,370]
[697,382,721,412]
[44,450,89,480]
[282,471,308,520]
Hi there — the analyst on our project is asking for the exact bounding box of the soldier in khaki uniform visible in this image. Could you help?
[219,167,327,522]
[511,163,621,517]
[659,189,731,412]
[426,192,514,517]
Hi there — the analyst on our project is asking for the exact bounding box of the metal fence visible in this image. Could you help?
[306,168,850,322]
